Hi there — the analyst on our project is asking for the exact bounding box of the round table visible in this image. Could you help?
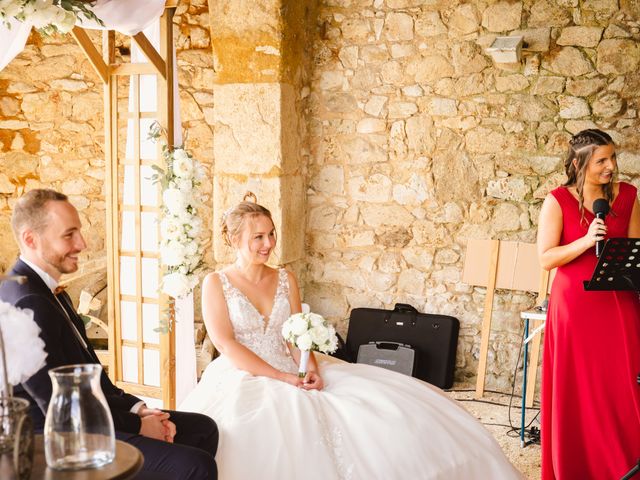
[28,434,143,480]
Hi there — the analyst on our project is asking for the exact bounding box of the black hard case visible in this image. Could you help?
[346,303,459,389]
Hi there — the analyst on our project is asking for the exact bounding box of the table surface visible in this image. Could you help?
[520,309,547,321]
[28,435,143,480]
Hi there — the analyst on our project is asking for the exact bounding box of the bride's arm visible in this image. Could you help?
[285,271,324,390]
[202,273,303,387]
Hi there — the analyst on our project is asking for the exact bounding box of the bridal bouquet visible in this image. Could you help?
[282,312,338,378]
[0,0,103,35]
[0,300,47,391]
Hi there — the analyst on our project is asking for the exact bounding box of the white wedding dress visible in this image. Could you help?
[180,269,522,479]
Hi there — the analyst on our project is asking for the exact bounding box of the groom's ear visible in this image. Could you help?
[21,227,37,250]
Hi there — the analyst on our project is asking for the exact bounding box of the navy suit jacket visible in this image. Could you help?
[0,259,142,434]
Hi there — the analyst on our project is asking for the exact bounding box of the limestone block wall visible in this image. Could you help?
[0,3,216,274]
[306,0,640,388]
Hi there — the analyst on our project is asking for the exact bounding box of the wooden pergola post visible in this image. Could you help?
[70,1,178,409]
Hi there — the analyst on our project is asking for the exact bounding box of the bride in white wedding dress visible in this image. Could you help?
[180,193,521,479]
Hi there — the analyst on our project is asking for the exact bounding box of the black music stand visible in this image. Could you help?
[583,238,640,479]
[583,238,640,292]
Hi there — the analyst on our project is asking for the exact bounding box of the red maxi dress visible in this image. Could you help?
[542,182,640,479]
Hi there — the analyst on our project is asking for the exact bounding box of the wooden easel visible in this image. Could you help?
[463,239,550,400]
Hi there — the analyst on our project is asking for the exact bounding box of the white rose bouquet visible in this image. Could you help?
[281,312,338,378]
[0,0,103,35]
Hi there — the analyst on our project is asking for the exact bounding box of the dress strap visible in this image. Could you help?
[278,268,289,298]
[217,271,232,297]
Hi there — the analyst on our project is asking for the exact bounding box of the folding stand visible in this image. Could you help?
[583,238,640,479]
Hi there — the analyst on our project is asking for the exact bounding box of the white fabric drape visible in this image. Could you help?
[0,0,165,72]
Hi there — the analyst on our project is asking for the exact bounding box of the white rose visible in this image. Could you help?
[281,321,292,341]
[175,178,193,194]
[30,3,58,27]
[309,313,325,327]
[184,240,198,257]
[53,7,76,32]
[309,326,329,346]
[325,335,338,353]
[1,3,24,18]
[296,332,312,351]
[172,149,194,179]
[289,313,309,336]
[187,216,202,237]
[163,188,187,215]
[162,272,191,298]
[160,216,183,239]
[161,240,187,266]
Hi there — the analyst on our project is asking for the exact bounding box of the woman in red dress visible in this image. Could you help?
[537,128,640,479]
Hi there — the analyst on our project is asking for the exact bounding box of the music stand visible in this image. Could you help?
[583,238,640,292]
[583,238,640,479]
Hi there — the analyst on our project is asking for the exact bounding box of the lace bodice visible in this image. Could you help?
[218,268,298,373]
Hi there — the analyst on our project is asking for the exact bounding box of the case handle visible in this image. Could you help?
[383,303,418,326]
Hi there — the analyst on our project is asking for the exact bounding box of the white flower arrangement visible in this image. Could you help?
[282,312,338,377]
[0,300,47,390]
[149,123,206,331]
[0,0,103,35]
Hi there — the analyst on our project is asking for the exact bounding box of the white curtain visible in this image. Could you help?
[0,0,165,72]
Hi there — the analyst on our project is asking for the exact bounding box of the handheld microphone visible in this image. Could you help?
[592,198,610,257]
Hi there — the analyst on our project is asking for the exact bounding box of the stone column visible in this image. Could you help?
[208,0,313,265]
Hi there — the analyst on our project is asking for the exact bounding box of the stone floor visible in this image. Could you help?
[445,388,541,479]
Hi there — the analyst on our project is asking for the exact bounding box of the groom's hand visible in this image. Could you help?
[302,371,324,391]
[138,405,163,417]
[139,411,172,441]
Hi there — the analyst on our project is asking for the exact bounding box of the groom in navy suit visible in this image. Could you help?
[0,189,218,480]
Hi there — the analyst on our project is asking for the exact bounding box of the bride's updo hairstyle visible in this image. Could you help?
[221,191,275,247]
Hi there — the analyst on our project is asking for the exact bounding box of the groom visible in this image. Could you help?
[0,189,218,480]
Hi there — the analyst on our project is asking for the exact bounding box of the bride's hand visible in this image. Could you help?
[302,371,324,391]
[278,372,304,388]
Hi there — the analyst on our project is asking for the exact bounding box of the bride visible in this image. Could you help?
[180,193,521,479]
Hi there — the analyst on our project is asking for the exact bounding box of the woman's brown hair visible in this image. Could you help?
[563,128,616,222]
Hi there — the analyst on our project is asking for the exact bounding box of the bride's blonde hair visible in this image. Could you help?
[221,191,274,247]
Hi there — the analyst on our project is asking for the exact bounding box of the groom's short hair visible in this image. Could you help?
[12,189,69,240]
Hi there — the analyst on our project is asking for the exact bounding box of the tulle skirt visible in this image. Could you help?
[180,354,521,480]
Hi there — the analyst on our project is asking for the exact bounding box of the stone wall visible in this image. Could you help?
[0,2,215,275]
[305,0,640,389]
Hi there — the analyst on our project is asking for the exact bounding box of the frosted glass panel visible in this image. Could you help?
[139,75,157,112]
[119,256,136,296]
[122,346,138,383]
[123,165,135,206]
[125,119,135,160]
[138,395,163,409]
[120,301,137,341]
[140,165,157,207]
[141,212,158,252]
[141,257,159,299]
[121,211,135,251]
[143,349,160,387]
[140,118,156,160]
[142,303,160,344]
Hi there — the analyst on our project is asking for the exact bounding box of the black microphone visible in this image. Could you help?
[593,198,610,257]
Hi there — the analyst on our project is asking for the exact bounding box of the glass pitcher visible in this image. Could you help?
[44,364,115,470]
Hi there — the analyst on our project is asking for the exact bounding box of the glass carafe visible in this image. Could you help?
[44,364,115,470]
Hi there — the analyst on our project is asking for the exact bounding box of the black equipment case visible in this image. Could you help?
[346,303,459,389]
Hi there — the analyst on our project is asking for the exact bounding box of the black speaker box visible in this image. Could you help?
[346,303,459,389]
